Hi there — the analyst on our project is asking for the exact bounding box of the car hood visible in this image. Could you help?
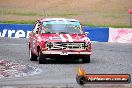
[38,33,90,43]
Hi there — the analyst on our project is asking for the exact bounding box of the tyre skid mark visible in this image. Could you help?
[0,60,42,78]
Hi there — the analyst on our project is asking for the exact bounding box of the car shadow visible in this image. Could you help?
[43,58,89,64]
[30,57,91,64]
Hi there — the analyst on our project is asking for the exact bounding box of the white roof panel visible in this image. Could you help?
[41,18,79,22]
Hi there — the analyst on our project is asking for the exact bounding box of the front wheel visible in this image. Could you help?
[38,50,46,64]
[82,56,90,63]
[29,48,37,61]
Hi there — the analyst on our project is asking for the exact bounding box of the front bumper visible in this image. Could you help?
[42,51,91,55]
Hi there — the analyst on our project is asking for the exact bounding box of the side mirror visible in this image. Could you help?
[85,32,89,36]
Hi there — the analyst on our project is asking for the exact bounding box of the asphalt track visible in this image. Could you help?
[0,37,132,88]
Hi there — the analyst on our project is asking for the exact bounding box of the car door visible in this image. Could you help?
[30,21,41,55]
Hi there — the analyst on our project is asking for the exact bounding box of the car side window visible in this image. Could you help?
[32,22,41,34]
[40,26,49,34]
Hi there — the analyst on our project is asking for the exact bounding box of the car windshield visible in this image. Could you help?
[41,21,83,34]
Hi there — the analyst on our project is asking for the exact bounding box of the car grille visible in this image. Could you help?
[47,42,86,50]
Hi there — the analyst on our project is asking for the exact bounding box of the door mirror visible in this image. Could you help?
[85,32,89,36]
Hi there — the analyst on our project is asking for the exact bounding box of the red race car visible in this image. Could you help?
[29,18,92,64]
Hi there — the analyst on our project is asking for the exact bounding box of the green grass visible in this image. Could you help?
[0,20,35,24]
[0,10,41,16]
[48,13,79,17]
[1,20,132,28]
[83,23,132,28]
[9,12,39,16]
[0,9,79,17]
[1,9,131,28]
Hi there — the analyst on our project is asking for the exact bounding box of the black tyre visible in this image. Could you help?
[76,75,86,85]
[29,48,37,61]
[38,50,46,64]
[82,56,90,63]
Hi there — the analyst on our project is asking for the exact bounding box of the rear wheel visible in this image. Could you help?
[82,56,90,63]
[38,50,46,64]
[29,48,37,61]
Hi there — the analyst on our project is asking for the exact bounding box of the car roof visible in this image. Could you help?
[39,18,79,22]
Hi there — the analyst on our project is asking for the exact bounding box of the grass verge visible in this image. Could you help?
[0,20,132,28]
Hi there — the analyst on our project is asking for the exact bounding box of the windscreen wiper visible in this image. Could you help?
[59,32,69,34]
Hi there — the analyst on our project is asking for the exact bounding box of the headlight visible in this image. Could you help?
[85,42,91,50]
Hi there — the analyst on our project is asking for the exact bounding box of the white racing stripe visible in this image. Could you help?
[66,34,73,42]
[59,34,66,42]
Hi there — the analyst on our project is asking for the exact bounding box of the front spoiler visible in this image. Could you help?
[42,51,91,55]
